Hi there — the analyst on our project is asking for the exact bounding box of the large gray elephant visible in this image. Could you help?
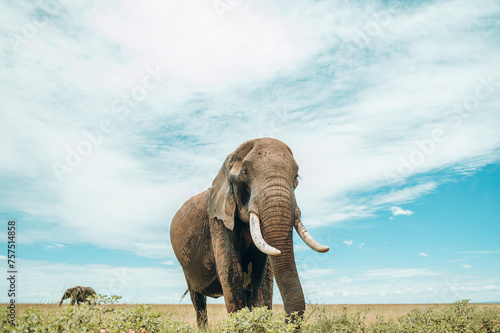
[58,286,96,306]
[170,138,329,327]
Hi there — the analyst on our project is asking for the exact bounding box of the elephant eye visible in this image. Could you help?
[293,174,299,188]
[241,169,249,176]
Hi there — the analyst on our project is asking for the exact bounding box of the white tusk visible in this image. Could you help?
[249,212,281,255]
[294,219,330,253]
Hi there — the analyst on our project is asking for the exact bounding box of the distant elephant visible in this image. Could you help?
[58,286,96,306]
[170,138,329,327]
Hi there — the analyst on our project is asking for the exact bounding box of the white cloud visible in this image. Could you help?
[375,184,437,207]
[299,268,335,280]
[484,285,499,291]
[91,0,315,87]
[0,0,499,277]
[462,264,472,269]
[419,252,429,257]
[456,251,499,254]
[0,258,187,303]
[358,243,365,248]
[390,206,414,216]
[303,262,500,304]
[43,244,65,249]
[339,276,352,284]
[363,268,441,279]
[343,240,353,246]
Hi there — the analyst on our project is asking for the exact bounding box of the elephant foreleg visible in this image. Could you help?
[249,254,274,309]
[209,218,246,313]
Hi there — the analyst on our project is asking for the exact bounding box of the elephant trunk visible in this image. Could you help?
[268,236,305,317]
[255,187,305,318]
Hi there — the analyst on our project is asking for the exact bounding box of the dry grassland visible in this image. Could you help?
[10,302,500,327]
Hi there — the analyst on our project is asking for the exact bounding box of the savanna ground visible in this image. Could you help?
[8,302,500,326]
[2,297,500,332]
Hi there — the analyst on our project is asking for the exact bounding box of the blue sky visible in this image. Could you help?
[1,0,499,305]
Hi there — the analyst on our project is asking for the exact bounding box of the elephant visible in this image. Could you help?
[170,138,329,328]
[58,286,96,306]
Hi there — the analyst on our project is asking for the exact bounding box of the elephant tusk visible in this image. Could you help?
[249,212,281,255]
[294,219,330,253]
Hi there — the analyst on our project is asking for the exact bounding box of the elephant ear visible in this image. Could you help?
[208,140,255,230]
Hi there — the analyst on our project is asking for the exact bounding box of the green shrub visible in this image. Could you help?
[107,305,193,333]
[301,300,499,333]
[370,315,399,333]
[1,299,499,332]
[376,300,500,333]
[218,307,299,333]
[303,305,368,333]
[1,294,193,333]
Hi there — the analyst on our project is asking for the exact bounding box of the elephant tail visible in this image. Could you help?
[180,289,189,303]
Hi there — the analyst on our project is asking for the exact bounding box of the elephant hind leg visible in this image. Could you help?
[190,289,207,328]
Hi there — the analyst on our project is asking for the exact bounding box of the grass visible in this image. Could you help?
[9,302,500,325]
[2,298,500,332]
[309,303,500,324]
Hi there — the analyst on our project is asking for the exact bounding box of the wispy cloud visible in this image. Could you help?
[462,264,472,269]
[278,269,500,304]
[484,285,498,291]
[343,240,353,246]
[3,258,186,303]
[456,251,499,254]
[363,268,441,279]
[339,276,352,284]
[419,252,429,257]
[43,244,65,249]
[1,0,499,284]
[391,206,414,216]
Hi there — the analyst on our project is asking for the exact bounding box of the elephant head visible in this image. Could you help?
[207,138,328,317]
[59,288,73,306]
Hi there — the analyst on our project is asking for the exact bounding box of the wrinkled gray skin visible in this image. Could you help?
[170,138,328,328]
[58,286,96,306]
